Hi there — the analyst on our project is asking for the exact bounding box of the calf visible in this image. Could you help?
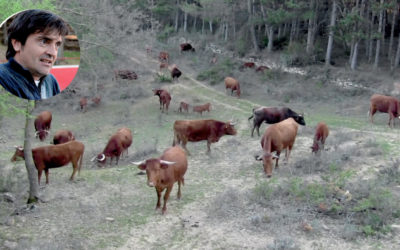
[224,77,241,98]
[79,97,88,112]
[132,146,188,214]
[311,122,329,154]
[153,89,171,114]
[53,129,75,145]
[11,141,85,185]
[369,94,400,127]
[255,118,299,177]
[192,103,211,115]
[178,101,189,113]
[34,111,52,141]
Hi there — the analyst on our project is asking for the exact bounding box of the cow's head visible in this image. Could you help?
[255,153,279,177]
[310,141,322,154]
[35,130,49,141]
[152,89,163,96]
[294,114,306,126]
[224,121,237,135]
[91,154,106,164]
[10,146,25,162]
[132,159,175,187]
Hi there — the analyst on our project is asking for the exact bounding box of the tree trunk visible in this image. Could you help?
[374,0,384,70]
[201,19,204,34]
[224,22,228,41]
[25,101,39,204]
[289,19,297,46]
[278,24,282,39]
[306,7,314,54]
[174,0,180,32]
[350,0,366,70]
[183,11,188,32]
[325,0,337,67]
[267,26,274,52]
[388,8,397,60]
[192,16,197,32]
[351,41,359,70]
[247,0,259,52]
[392,30,400,72]
[209,20,213,34]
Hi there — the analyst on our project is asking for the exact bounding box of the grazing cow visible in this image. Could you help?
[117,127,133,157]
[224,77,241,98]
[92,130,131,165]
[34,111,52,141]
[170,67,182,80]
[248,107,306,137]
[173,119,237,155]
[256,65,270,73]
[369,94,400,127]
[178,101,189,113]
[240,62,255,70]
[311,122,329,154]
[255,118,299,177]
[53,129,75,145]
[192,103,211,115]
[180,43,195,52]
[159,51,169,63]
[114,70,138,80]
[10,141,85,185]
[153,89,172,114]
[132,146,188,214]
[92,96,101,105]
[79,97,88,112]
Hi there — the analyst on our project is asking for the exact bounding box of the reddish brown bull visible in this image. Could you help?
[248,106,306,137]
[224,77,241,98]
[255,118,299,177]
[192,103,211,115]
[132,146,188,214]
[178,101,189,113]
[34,111,52,141]
[79,97,88,112]
[159,51,169,63]
[53,129,75,145]
[180,43,195,52]
[153,89,171,114]
[311,122,329,154]
[172,119,237,155]
[10,141,85,185]
[369,94,400,127]
[92,129,132,165]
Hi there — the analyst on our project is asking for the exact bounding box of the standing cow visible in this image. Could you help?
[11,141,85,185]
[178,101,190,113]
[311,122,329,154]
[224,77,241,98]
[79,97,88,112]
[132,146,188,214]
[172,119,237,155]
[34,111,52,141]
[369,94,400,127]
[248,106,306,137]
[255,118,299,177]
[153,89,171,114]
[192,103,211,115]
[53,129,75,145]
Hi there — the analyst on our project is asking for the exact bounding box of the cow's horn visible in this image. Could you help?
[254,155,262,161]
[35,131,39,136]
[131,160,145,165]
[160,160,175,165]
[90,156,97,162]
[272,153,280,159]
[44,130,50,135]
[98,154,106,161]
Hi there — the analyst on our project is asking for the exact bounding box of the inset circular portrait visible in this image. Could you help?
[0,9,80,100]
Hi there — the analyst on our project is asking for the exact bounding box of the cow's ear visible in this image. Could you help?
[137,164,146,170]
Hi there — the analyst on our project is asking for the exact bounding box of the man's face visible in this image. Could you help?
[12,30,62,81]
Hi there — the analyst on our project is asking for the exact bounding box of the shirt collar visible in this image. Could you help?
[8,57,46,83]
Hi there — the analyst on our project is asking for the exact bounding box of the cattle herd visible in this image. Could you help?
[9,42,400,215]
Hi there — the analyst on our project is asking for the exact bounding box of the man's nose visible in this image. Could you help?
[47,43,59,57]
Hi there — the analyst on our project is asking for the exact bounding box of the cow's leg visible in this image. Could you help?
[206,140,211,154]
[37,169,43,185]
[370,106,376,123]
[155,187,162,210]
[177,180,182,199]
[275,152,281,169]
[182,140,190,156]
[44,169,50,184]
[162,186,173,214]
[70,161,78,181]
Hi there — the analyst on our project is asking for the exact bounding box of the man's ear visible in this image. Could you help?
[11,39,22,53]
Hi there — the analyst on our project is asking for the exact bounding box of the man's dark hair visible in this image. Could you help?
[6,9,69,59]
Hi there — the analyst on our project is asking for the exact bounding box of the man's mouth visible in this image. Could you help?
[40,58,53,66]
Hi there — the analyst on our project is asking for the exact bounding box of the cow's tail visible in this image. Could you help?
[248,114,254,122]
[172,130,177,146]
[78,147,84,176]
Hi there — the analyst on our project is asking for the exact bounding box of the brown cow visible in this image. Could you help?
[180,43,195,52]
[192,103,211,115]
[170,66,182,81]
[311,122,329,154]
[159,51,169,63]
[92,96,101,106]
[92,129,132,165]
[11,141,85,185]
[248,106,306,137]
[178,101,189,113]
[79,97,88,112]
[172,119,237,155]
[53,129,75,145]
[153,89,171,114]
[117,127,133,157]
[132,146,188,214]
[34,111,52,141]
[369,94,400,127]
[240,62,255,70]
[224,77,241,98]
[255,118,299,177]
